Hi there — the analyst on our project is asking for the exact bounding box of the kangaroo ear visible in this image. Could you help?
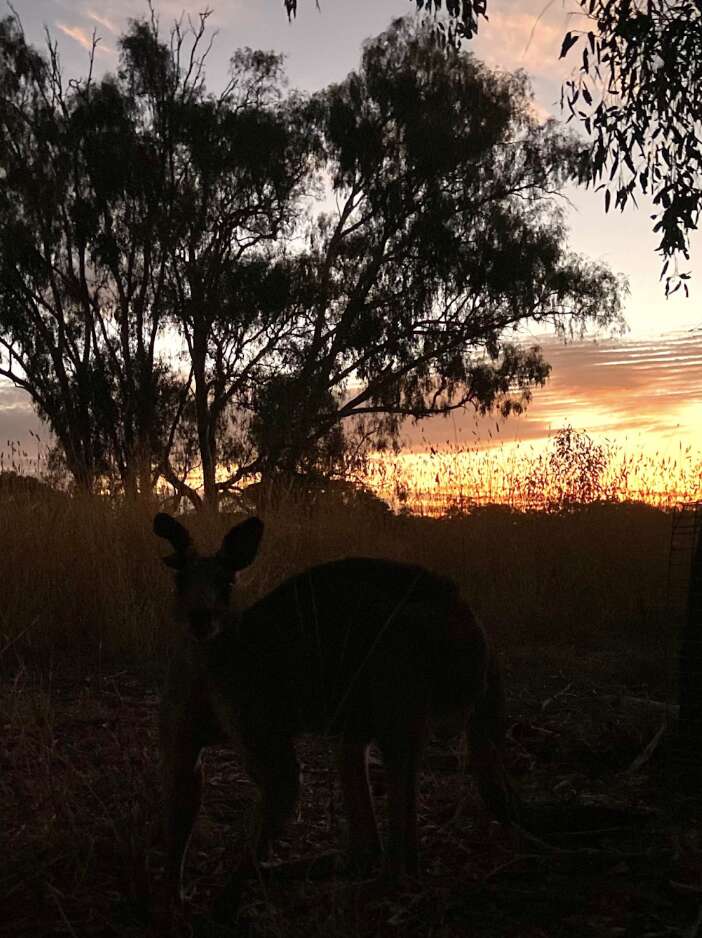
[219,517,264,573]
[154,513,192,569]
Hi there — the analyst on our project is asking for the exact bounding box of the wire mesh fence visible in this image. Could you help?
[667,501,702,778]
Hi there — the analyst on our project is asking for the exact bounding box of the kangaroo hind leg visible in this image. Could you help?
[469,655,522,826]
[377,716,427,879]
[338,739,381,873]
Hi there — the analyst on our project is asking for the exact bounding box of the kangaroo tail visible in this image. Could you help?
[468,652,523,826]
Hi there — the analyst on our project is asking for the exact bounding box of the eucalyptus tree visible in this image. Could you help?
[0,14,183,494]
[0,12,311,502]
[232,20,625,487]
[159,42,312,507]
[0,12,625,508]
[286,0,702,292]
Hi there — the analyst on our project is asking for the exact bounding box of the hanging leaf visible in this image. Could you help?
[560,32,579,59]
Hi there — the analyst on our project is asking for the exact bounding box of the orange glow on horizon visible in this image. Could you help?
[364,431,702,514]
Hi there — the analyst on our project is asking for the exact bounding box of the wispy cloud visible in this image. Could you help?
[473,8,565,75]
[84,10,118,35]
[56,23,115,56]
[404,329,702,452]
[499,330,702,444]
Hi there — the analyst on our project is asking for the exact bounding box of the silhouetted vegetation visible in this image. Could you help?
[291,0,702,291]
[284,0,488,43]
[0,13,624,507]
[561,0,702,294]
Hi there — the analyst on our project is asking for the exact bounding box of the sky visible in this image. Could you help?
[2,0,701,475]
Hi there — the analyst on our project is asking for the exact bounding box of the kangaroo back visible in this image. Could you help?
[205,559,488,738]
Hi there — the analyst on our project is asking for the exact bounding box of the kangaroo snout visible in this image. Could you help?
[188,609,215,640]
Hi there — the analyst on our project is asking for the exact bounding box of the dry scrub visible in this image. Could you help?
[0,490,673,680]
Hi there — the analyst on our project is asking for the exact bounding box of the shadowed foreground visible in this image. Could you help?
[1,666,693,937]
[0,495,697,935]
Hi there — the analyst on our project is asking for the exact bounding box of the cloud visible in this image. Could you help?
[56,23,115,55]
[499,330,702,442]
[84,10,118,35]
[403,329,702,452]
[0,385,45,451]
[472,7,565,75]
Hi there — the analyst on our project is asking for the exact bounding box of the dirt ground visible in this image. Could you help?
[2,662,699,938]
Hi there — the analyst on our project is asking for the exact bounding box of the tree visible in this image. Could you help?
[0,11,310,502]
[285,2,701,294]
[153,35,312,507]
[561,0,702,295]
[0,14,183,495]
[524,425,610,510]
[217,19,625,493]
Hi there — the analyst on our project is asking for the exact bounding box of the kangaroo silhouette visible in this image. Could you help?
[155,512,519,902]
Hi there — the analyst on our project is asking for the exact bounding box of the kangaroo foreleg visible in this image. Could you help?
[161,740,204,904]
[244,734,300,864]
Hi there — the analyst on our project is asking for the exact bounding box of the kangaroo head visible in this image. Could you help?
[154,512,264,640]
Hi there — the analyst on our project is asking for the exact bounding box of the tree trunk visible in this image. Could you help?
[192,328,218,512]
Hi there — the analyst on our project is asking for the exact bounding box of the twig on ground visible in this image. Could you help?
[541,681,573,711]
[600,694,679,717]
[627,721,668,774]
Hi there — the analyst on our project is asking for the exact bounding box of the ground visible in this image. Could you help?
[2,660,698,938]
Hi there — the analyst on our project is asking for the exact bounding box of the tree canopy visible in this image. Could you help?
[251,19,624,487]
[294,0,699,293]
[561,0,702,295]
[0,13,624,507]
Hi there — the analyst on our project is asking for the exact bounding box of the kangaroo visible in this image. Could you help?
[154,512,520,903]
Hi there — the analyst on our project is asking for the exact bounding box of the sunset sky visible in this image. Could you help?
[2,0,701,473]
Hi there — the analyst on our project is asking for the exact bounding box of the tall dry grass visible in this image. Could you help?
[367,431,702,515]
[0,482,675,691]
